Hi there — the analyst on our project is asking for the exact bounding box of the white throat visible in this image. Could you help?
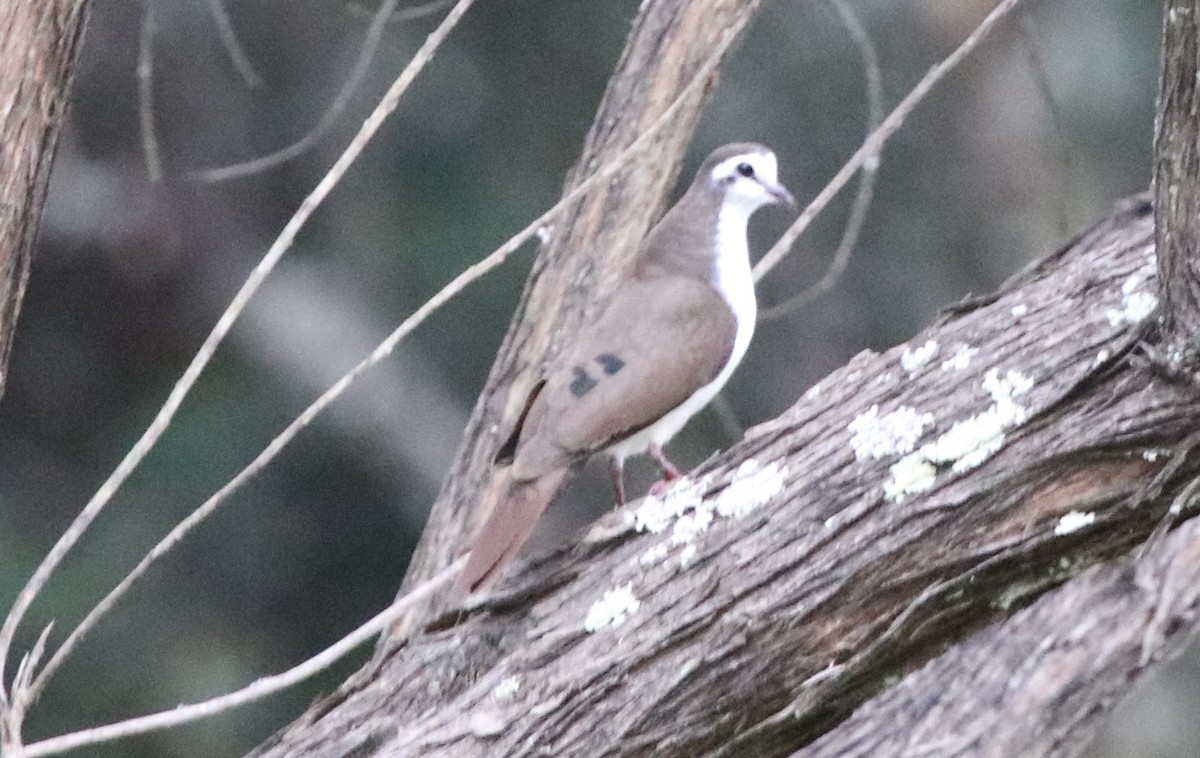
[711,201,758,379]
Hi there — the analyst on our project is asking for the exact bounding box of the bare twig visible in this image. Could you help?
[22,561,462,758]
[137,1,162,183]
[19,19,741,711]
[753,0,1029,283]
[0,0,477,702]
[187,0,400,182]
[759,0,881,321]
[206,0,263,88]
[345,0,456,23]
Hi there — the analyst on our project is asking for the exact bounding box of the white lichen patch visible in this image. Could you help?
[715,460,788,518]
[627,475,710,534]
[884,368,1034,502]
[940,343,978,372]
[884,453,938,502]
[670,501,716,546]
[584,583,640,632]
[922,369,1033,472]
[900,340,939,375]
[492,675,521,701]
[1054,510,1095,536]
[632,461,788,569]
[638,542,670,567]
[849,405,934,462]
[1011,303,1028,318]
[1105,269,1158,327]
[679,544,698,568]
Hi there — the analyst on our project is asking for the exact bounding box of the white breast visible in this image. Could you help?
[607,203,757,463]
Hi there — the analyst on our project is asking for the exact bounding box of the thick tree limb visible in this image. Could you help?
[0,0,89,404]
[252,193,1200,757]
[797,510,1200,758]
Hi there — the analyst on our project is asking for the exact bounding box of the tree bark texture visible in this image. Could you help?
[1155,0,1200,361]
[250,3,1200,756]
[0,0,89,403]
[798,512,1200,758]
[253,196,1200,757]
[387,0,763,639]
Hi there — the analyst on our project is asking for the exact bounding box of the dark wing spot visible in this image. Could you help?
[596,353,625,375]
[569,366,598,398]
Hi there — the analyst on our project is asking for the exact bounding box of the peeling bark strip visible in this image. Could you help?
[252,198,1200,756]
[0,0,90,403]
[390,0,764,637]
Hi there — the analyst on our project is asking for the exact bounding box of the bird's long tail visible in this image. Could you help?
[457,468,568,594]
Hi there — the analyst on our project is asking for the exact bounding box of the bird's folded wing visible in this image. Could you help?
[511,275,737,479]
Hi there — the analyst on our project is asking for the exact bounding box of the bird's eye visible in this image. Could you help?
[736,162,755,178]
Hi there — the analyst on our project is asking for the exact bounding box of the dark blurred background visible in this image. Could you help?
[0,0,1176,755]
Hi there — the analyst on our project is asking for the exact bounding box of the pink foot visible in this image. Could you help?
[649,479,673,497]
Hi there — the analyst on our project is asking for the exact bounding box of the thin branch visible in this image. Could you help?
[137,1,163,183]
[21,561,461,758]
[187,0,400,183]
[0,0,477,698]
[345,0,456,23]
[759,0,881,321]
[18,19,742,709]
[753,0,1029,283]
[206,0,263,88]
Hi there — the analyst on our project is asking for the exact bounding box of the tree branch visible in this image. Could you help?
[0,0,89,406]
[1155,0,1200,358]
[251,195,1200,757]
[796,511,1200,758]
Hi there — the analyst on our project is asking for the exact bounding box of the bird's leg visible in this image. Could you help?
[608,457,626,507]
[647,443,684,496]
[649,443,683,480]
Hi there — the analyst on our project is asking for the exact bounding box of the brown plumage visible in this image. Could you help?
[458,143,792,593]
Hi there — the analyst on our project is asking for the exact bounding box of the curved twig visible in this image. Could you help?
[759,0,881,321]
[0,0,477,701]
[753,0,1028,283]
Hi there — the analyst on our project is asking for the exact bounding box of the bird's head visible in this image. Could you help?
[701,143,796,214]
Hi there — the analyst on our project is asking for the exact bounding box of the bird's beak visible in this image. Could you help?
[764,181,796,209]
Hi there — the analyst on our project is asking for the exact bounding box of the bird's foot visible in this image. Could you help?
[648,479,673,497]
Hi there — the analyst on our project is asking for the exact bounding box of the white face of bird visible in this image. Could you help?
[709,150,795,213]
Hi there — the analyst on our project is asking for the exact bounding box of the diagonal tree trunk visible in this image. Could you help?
[251,1,1200,756]
[0,0,90,405]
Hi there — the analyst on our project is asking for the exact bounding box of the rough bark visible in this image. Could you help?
[1156,0,1200,359]
[797,512,1200,758]
[252,196,1200,757]
[249,3,1200,757]
[0,0,89,404]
